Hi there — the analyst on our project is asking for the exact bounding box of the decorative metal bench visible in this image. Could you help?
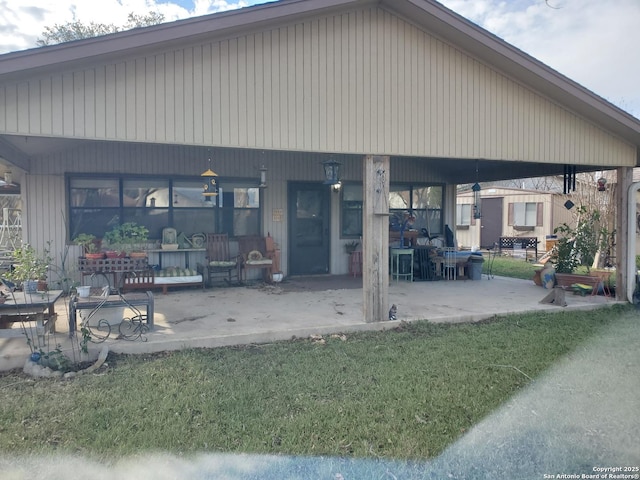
[498,236,539,260]
[68,290,154,338]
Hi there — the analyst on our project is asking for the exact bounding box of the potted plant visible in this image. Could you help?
[73,233,104,259]
[344,240,359,255]
[104,222,149,257]
[7,242,53,293]
[551,206,608,290]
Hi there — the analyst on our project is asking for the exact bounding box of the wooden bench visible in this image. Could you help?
[121,269,204,294]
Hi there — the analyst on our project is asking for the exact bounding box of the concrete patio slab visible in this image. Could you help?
[0,275,618,372]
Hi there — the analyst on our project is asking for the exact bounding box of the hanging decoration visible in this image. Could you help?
[472,182,482,219]
[259,165,267,189]
[472,160,481,219]
[201,153,218,198]
[597,176,607,192]
[563,165,577,194]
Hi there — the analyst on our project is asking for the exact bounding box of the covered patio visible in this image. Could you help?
[0,274,617,371]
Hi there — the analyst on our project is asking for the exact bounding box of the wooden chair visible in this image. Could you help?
[197,233,241,286]
[237,235,274,283]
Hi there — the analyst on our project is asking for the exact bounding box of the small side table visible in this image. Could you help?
[390,248,414,282]
[349,251,363,277]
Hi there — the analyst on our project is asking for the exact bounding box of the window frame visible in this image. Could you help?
[339,182,445,239]
[66,174,262,242]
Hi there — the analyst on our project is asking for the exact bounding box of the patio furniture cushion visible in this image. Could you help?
[209,260,237,268]
[246,258,272,266]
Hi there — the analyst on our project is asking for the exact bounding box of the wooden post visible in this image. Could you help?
[616,167,632,301]
[363,155,389,322]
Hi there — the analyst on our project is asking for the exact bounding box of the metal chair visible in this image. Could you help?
[443,247,457,281]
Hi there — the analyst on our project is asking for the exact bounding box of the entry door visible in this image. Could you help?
[480,197,503,248]
[288,183,331,275]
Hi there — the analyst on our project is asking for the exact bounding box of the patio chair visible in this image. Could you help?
[237,235,274,283]
[197,233,241,286]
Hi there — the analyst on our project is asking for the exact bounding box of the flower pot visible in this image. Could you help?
[85,252,105,260]
[23,280,38,294]
[77,286,91,298]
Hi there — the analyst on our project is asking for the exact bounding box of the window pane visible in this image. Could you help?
[173,209,217,236]
[525,202,537,226]
[70,178,120,207]
[426,209,442,235]
[342,184,362,201]
[234,188,260,208]
[123,179,168,207]
[173,180,217,207]
[389,187,410,209]
[413,186,442,209]
[69,209,120,239]
[233,210,259,236]
[122,208,169,240]
[342,209,363,236]
[457,204,471,226]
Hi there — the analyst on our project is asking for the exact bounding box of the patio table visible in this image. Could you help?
[0,290,63,343]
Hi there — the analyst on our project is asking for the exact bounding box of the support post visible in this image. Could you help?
[363,155,389,322]
[617,167,632,301]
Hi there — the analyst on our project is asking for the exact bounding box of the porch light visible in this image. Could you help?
[322,159,341,186]
[597,177,607,191]
[201,156,218,197]
[4,171,12,185]
[472,182,481,219]
[259,165,267,188]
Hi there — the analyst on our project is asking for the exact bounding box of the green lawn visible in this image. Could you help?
[0,304,630,460]
[485,254,540,280]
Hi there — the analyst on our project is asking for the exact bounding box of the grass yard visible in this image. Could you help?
[486,254,540,280]
[0,304,630,461]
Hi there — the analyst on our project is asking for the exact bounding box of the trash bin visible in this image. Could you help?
[468,256,484,280]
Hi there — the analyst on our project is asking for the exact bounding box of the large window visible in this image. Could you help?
[68,175,260,241]
[340,184,444,238]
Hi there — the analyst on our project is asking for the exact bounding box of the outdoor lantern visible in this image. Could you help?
[472,182,482,219]
[597,177,607,191]
[201,157,218,198]
[4,171,12,185]
[259,165,267,188]
[322,159,341,187]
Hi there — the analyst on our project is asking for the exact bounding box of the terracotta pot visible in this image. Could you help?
[85,252,105,260]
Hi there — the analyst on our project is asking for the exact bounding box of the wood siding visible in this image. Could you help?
[0,6,635,167]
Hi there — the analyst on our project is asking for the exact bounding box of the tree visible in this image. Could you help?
[36,12,165,47]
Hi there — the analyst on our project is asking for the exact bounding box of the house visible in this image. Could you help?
[456,186,576,254]
[1,0,639,321]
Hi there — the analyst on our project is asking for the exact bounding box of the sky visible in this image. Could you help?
[0,0,638,119]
